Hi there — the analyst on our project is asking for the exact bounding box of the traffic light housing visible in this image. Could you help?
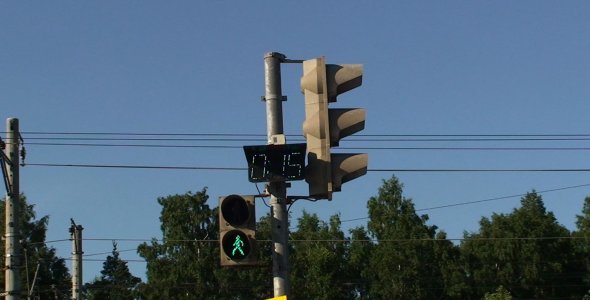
[301,57,368,200]
[219,194,257,266]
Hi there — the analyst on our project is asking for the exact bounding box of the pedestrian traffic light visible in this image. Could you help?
[219,194,257,266]
[301,57,368,200]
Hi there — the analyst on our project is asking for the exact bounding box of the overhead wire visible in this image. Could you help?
[19,131,267,136]
[17,131,590,137]
[17,134,590,142]
[16,132,590,146]
[17,131,590,153]
[25,163,245,171]
[34,180,590,250]
[14,130,590,243]
[38,235,590,246]
[23,163,590,173]
[83,248,138,257]
[22,141,590,151]
[415,182,590,211]
[339,182,590,223]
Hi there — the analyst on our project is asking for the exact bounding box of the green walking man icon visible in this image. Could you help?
[232,234,245,257]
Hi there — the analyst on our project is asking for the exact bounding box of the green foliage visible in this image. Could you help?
[365,175,449,299]
[433,231,469,298]
[84,241,141,299]
[137,189,271,299]
[574,197,590,286]
[1,195,71,299]
[132,178,590,299]
[483,285,513,300]
[462,191,584,299]
[290,211,352,299]
[137,189,221,299]
[348,226,372,298]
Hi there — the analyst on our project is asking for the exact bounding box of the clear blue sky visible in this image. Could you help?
[2,1,590,283]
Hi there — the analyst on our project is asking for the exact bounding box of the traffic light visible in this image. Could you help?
[219,194,257,266]
[301,57,368,200]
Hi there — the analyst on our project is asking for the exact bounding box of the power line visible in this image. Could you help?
[23,142,590,151]
[415,183,590,211]
[17,130,590,153]
[25,163,590,172]
[24,137,267,142]
[340,182,590,223]
[351,147,590,151]
[20,136,590,142]
[26,163,244,171]
[83,248,138,257]
[28,239,71,246]
[370,168,590,172]
[44,235,590,245]
[16,132,590,146]
[17,131,590,137]
[26,142,244,149]
[64,258,147,263]
[19,131,267,137]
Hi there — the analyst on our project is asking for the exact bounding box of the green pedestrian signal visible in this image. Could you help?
[221,230,251,260]
[219,195,257,266]
[232,235,244,256]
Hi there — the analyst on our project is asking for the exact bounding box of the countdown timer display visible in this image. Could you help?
[243,143,306,183]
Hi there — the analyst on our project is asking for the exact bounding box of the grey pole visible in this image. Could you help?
[4,118,20,300]
[264,52,290,297]
[70,220,83,300]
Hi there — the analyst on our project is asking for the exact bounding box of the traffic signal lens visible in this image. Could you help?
[220,195,250,226]
[221,230,251,260]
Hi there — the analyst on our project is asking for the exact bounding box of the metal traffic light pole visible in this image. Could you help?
[263,52,290,298]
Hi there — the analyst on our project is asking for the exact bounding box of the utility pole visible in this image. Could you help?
[70,219,83,300]
[4,118,20,300]
[264,52,290,297]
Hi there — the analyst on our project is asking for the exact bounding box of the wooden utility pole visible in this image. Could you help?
[70,219,83,300]
[4,118,20,300]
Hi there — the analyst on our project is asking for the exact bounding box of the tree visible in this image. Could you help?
[137,189,271,299]
[290,211,352,299]
[574,197,590,287]
[137,189,220,299]
[348,226,372,298]
[483,286,513,300]
[365,175,447,299]
[1,195,71,299]
[84,241,141,299]
[462,191,583,299]
[433,231,469,298]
